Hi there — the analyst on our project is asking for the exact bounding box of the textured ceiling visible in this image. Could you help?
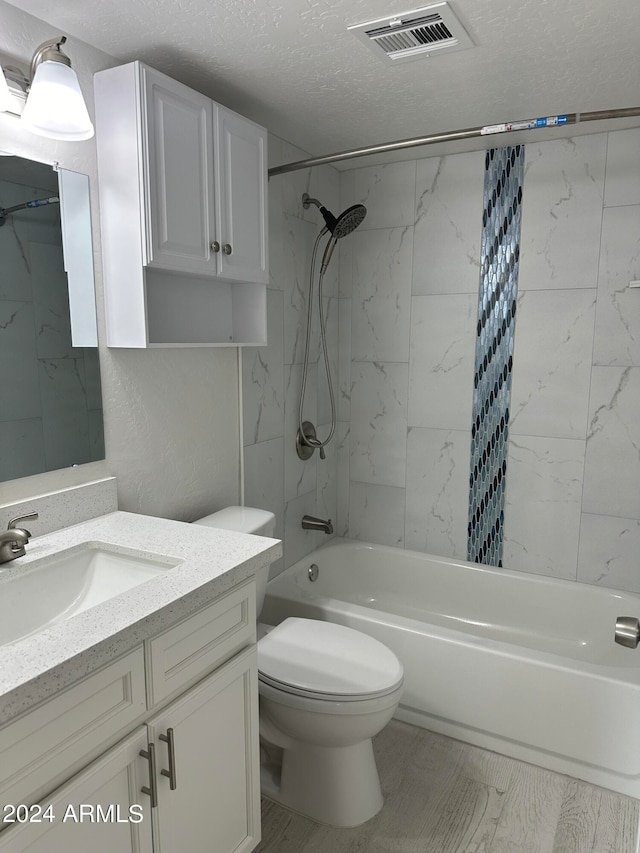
[5,0,640,162]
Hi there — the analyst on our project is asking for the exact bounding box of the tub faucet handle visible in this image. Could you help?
[615,616,640,649]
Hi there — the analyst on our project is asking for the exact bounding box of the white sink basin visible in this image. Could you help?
[0,543,179,646]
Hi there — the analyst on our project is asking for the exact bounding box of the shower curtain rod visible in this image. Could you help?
[268,107,640,177]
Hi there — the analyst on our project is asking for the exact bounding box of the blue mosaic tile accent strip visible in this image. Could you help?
[468,146,524,567]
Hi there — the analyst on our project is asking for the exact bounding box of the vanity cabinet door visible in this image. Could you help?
[0,729,153,853]
[146,646,260,853]
[142,65,217,275]
[216,104,268,284]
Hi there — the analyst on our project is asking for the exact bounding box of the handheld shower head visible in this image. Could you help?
[302,193,367,239]
[332,203,367,238]
[302,193,367,272]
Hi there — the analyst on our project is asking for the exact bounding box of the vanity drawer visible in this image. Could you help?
[0,647,146,808]
[146,579,256,707]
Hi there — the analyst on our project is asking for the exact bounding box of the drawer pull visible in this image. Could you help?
[140,743,158,808]
[211,240,220,252]
[223,243,232,255]
[159,727,177,790]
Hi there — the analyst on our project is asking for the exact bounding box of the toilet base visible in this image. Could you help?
[260,737,383,827]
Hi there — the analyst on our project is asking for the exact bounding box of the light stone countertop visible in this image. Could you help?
[0,510,282,724]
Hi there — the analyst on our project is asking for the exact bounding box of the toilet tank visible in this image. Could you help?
[194,506,276,537]
[193,506,276,617]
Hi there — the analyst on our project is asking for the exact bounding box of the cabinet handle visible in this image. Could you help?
[140,743,158,808]
[223,243,233,255]
[211,241,220,253]
[159,728,177,790]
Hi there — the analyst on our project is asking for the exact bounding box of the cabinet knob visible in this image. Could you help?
[211,241,220,253]
[223,243,233,255]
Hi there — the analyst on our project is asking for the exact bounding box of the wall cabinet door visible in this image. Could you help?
[146,646,260,853]
[216,105,269,284]
[0,729,153,853]
[143,65,217,274]
[95,60,269,346]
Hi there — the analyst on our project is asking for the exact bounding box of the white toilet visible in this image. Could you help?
[194,506,404,827]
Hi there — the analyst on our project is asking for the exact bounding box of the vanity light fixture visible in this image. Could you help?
[20,36,94,141]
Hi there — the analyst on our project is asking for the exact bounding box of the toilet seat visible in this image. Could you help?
[258,672,403,703]
[258,617,404,702]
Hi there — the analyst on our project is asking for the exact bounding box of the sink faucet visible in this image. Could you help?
[301,515,333,535]
[0,512,38,565]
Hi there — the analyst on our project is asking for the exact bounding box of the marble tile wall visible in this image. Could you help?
[507,130,640,590]
[242,128,640,593]
[0,179,105,483]
[339,152,484,558]
[337,128,640,592]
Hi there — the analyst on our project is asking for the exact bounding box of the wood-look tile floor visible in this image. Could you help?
[255,720,639,853]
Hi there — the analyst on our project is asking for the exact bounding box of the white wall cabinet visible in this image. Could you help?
[94,61,268,347]
[143,67,216,276]
[215,104,269,284]
[0,581,260,853]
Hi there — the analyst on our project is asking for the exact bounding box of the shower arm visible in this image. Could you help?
[302,192,339,237]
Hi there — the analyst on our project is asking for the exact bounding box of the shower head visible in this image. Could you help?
[302,193,367,239]
[333,204,367,238]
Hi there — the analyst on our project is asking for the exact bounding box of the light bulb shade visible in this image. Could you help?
[22,60,94,140]
[0,66,14,112]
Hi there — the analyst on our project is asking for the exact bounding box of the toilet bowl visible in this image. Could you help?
[194,507,404,827]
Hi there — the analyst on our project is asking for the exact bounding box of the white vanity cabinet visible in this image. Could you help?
[146,648,259,853]
[0,580,260,853]
[0,729,153,853]
[94,61,268,347]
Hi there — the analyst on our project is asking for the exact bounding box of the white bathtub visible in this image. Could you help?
[261,538,640,798]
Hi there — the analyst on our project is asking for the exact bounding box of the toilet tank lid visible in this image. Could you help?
[194,506,276,535]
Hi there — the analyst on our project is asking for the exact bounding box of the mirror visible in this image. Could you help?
[0,154,104,482]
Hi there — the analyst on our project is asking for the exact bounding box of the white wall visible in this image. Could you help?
[0,0,241,524]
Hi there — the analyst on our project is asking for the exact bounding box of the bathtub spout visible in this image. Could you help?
[301,515,333,535]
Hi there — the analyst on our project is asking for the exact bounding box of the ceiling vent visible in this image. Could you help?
[348,2,474,64]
